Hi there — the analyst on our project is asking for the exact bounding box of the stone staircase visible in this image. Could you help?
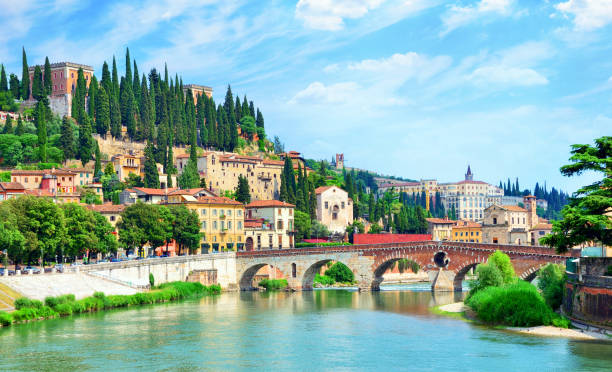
[0,282,22,311]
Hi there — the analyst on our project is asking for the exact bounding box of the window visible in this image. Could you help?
[227,210,232,216]
[539,231,545,236]
[201,209,207,216]
[213,221,217,230]
[523,218,525,224]
[278,208,282,214]
[325,201,329,209]
[25,177,28,182]
[237,210,242,217]
[493,217,497,225]
[237,221,242,230]
[512,217,514,224]
[228,221,232,229]
[289,209,293,216]
[220,221,225,230]
[213,209,217,216]
[493,238,498,244]
[341,202,345,209]
[269,235,273,247]
[291,263,296,278]
[213,236,217,242]
[71,72,74,78]
[110,216,115,221]
[201,221,207,229]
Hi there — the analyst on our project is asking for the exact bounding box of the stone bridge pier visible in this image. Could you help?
[236,251,377,291]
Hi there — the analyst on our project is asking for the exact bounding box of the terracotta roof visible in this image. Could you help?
[500,205,527,212]
[132,187,178,196]
[531,223,553,230]
[11,169,45,175]
[168,188,210,196]
[176,154,191,159]
[24,189,54,197]
[453,220,482,228]
[195,196,243,205]
[426,218,455,224]
[262,159,284,166]
[315,185,342,194]
[219,154,259,164]
[246,200,295,208]
[379,182,420,188]
[60,167,92,173]
[0,182,25,191]
[456,180,488,185]
[88,203,125,213]
[244,218,264,228]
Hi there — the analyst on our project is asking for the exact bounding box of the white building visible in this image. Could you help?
[315,186,353,234]
[244,200,295,250]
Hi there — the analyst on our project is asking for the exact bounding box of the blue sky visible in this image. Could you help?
[1,0,611,193]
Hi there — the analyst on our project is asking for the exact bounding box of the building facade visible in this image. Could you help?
[111,154,141,182]
[426,218,454,241]
[244,200,295,250]
[315,186,353,234]
[183,84,213,104]
[10,168,86,203]
[0,182,25,200]
[452,220,483,243]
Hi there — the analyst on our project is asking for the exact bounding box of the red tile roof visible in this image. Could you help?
[246,200,295,208]
[23,189,54,197]
[426,218,455,224]
[453,220,482,228]
[500,205,527,212]
[168,188,215,196]
[531,223,553,230]
[456,180,488,185]
[132,187,177,196]
[88,203,125,213]
[244,218,264,228]
[0,182,25,191]
[196,196,243,205]
[354,234,431,244]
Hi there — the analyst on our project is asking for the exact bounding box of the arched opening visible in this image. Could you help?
[453,263,479,292]
[302,259,357,290]
[291,263,297,278]
[245,237,254,251]
[372,257,423,290]
[434,251,449,268]
[239,264,286,290]
[302,259,332,290]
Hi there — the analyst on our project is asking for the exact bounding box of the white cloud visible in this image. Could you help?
[347,52,452,82]
[555,0,612,31]
[468,66,548,86]
[290,81,362,104]
[295,0,385,31]
[440,0,516,36]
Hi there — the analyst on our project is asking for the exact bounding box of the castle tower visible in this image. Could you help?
[335,154,344,169]
[465,165,473,181]
[523,195,538,228]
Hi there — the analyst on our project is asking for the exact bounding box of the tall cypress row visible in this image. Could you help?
[95,86,110,136]
[35,101,47,162]
[0,64,7,92]
[43,57,52,96]
[31,65,43,101]
[21,47,29,100]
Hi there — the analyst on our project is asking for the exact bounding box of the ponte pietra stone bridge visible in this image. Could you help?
[236,241,570,291]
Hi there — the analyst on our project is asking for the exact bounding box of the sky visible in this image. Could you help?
[0,0,610,193]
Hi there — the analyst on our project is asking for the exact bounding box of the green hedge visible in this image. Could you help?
[258,279,288,290]
[295,242,351,248]
[314,274,335,285]
[0,282,221,328]
[465,281,569,328]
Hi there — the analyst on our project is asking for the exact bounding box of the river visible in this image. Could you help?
[1,284,611,371]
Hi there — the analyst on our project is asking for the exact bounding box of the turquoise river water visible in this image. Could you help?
[1,284,611,371]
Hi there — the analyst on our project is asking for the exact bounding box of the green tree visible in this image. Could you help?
[35,100,47,162]
[468,263,504,296]
[9,74,20,98]
[324,262,354,283]
[61,203,98,258]
[2,115,13,134]
[541,136,612,253]
[110,95,121,138]
[178,160,200,189]
[143,141,160,188]
[294,210,311,240]
[0,221,25,266]
[118,203,170,257]
[537,263,566,310]
[94,141,102,177]
[78,115,94,166]
[487,250,516,285]
[15,115,24,136]
[59,116,76,160]
[310,220,330,238]
[95,85,110,136]
[43,57,52,96]
[0,64,7,92]
[20,47,29,100]
[235,174,251,204]
[168,205,201,255]
[368,223,382,234]
[31,65,43,101]
[88,76,98,119]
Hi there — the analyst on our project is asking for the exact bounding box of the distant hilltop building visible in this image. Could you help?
[183,84,213,104]
[377,165,504,222]
[27,62,94,118]
[331,153,344,169]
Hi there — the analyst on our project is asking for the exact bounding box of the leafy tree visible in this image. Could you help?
[487,250,515,285]
[537,263,566,310]
[235,174,251,204]
[368,223,382,234]
[468,263,504,296]
[21,47,29,100]
[95,85,110,136]
[239,115,256,140]
[61,203,98,258]
[125,172,144,188]
[71,68,87,124]
[2,115,13,134]
[104,162,115,176]
[168,205,201,255]
[9,74,20,98]
[0,64,7,92]
[15,115,25,136]
[324,262,354,283]
[143,140,160,188]
[178,160,200,189]
[94,141,102,177]
[59,116,76,160]
[310,220,330,238]
[118,203,169,257]
[0,221,25,266]
[541,136,612,253]
[273,136,284,154]
[294,210,311,240]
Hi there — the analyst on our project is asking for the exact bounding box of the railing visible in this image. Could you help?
[85,271,150,289]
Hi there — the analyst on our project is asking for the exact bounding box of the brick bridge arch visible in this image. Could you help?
[236,241,570,291]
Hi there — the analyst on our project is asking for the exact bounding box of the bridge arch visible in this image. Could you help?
[452,256,487,291]
[239,263,287,290]
[519,264,546,282]
[372,254,428,290]
[302,259,333,290]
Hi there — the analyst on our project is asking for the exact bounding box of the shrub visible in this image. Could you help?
[325,262,354,283]
[0,311,13,326]
[467,263,504,299]
[466,281,566,327]
[12,308,38,322]
[258,279,288,290]
[149,273,155,287]
[537,263,566,310]
[314,274,335,286]
[14,298,43,310]
[44,296,59,308]
[606,265,612,276]
[93,292,106,300]
[54,303,73,316]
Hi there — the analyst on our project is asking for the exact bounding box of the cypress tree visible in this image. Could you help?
[234,96,242,122]
[31,65,43,101]
[110,95,121,138]
[235,175,251,204]
[111,56,119,100]
[3,115,13,134]
[224,85,236,124]
[309,181,316,219]
[164,63,168,86]
[132,61,140,103]
[101,61,111,96]
[0,64,7,92]
[88,75,98,119]
[249,101,255,117]
[256,108,264,128]
[143,140,160,188]
[9,74,19,98]
[156,118,168,165]
[94,141,102,178]
[35,101,47,162]
[15,115,24,135]
[139,78,153,141]
[125,47,132,90]
[43,57,52,96]
[59,116,76,159]
[166,132,175,188]
[196,94,206,147]
[21,47,29,100]
[78,115,94,165]
[71,68,87,124]
[95,86,110,136]
[242,95,249,117]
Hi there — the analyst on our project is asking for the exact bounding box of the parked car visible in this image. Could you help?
[0,268,15,276]
[110,258,122,263]
[54,264,65,273]
[24,266,41,274]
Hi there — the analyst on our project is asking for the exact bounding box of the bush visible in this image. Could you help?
[606,265,612,276]
[537,264,566,310]
[467,263,504,299]
[258,279,288,290]
[488,250,516,285]
[466,281,567,327]
[325,262,354,283]
[14,298,43,310]
[0,311,13,326]
[54,303,73,316]
[149,273,155,287]
[314,274,335,286]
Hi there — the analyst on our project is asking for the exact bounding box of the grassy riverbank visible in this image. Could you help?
[0,281,220,328]
[258,279,288,290]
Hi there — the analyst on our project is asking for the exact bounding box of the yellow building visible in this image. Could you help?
[452,220,482,243]
[426,218,455,241]
[111,154,141,182]
[166,194,245,253]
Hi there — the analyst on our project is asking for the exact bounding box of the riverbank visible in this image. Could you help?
[0,282,220,328]
[433,302,610,341]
